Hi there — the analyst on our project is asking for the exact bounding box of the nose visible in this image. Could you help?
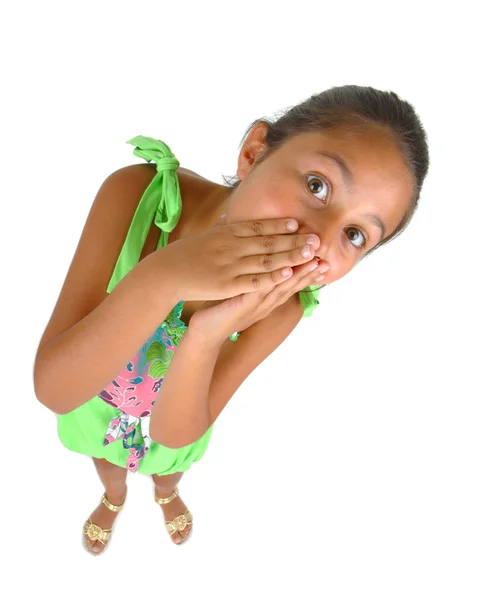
[302,210,343,261]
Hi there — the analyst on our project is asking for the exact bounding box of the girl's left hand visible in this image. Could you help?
[188,257,329,342]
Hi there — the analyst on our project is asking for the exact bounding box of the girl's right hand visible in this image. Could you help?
[158,216,323,301]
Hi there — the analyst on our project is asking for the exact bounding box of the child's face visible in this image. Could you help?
[226,123,414,285]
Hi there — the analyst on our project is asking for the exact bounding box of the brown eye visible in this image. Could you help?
[345,227,367,250]
[306,174,329,202]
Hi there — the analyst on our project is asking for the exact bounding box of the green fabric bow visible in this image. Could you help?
[106,134,320,317]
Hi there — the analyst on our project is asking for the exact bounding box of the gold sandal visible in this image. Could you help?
[154,485,193,545]
[82,492,126,556]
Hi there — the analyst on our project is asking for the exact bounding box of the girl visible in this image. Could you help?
[33,84,429,555]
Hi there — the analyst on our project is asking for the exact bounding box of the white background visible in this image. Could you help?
[1,1,487,598]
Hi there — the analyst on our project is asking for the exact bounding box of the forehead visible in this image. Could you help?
[287,126,410,183]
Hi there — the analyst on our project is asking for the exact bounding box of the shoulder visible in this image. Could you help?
[118,163,212,201]
[114,162,203,186]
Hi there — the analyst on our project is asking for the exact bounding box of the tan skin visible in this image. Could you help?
[188,121,413,288]
[85,122,414,552]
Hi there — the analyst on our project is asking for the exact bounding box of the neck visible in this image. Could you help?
[190,183,234,236]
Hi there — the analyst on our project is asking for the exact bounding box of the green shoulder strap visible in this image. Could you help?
[106,134,321,317]
[106,135,182,294]
[299,285,321,318]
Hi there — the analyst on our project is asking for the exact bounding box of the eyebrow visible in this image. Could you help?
[312,149,386,241]
[363,214,385,241]
[312,150,355,192]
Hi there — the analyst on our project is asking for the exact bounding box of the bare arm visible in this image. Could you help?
[32,163,183,416]
[149,326,223,448]
[33,248,180,415]
[149,293,303,450]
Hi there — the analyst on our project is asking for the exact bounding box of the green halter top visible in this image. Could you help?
[106,135,321,319]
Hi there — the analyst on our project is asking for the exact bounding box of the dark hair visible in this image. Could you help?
[222,84,430,292]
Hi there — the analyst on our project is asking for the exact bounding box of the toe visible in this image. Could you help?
[172,531,182,544]
[92,540,104,553]
[86,538,98,553]
[84,535,95,552]
[84,533,104,554]
[180,525,191,541]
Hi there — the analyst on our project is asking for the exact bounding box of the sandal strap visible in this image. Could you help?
[101,492,125,512]
[84,518,111,544]
[154,485,179,505]
[166,509,193,534]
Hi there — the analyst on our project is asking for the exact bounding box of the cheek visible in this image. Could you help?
[325,265,349,286]
[324,248,357,283]
[234,180,299,220]
[261,178,304,217]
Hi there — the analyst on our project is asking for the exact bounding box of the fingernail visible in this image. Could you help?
[286,220,298,231]
[306,235,319,248]
[318,263,330,273]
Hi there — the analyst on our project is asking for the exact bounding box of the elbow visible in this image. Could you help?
[149,427,167,448]
[34,366,66,415]
[33,369,80,415]
[35,394,70,416]
[33,378,72,416]
[33,381,58,414]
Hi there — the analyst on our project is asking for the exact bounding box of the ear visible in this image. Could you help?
[236,122,268,181]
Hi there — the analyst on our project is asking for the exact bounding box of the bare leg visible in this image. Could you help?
[152,471,192,544]
[84,457,128,554]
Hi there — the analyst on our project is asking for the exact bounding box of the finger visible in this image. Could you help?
[231,227,321,264]
[261,259,320,297]
[235,241,321,281]
[290,259,321,283]
[252,259,322,310]
[281,258,329,292]
[232,260,309,293]
[302,260,329,285]
[229,218,299,238]
[251,255,327,292]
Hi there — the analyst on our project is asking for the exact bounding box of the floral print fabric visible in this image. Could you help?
[97,301,187,473]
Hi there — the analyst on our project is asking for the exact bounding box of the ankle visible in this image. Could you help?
[155,486,177,501]
[104,485,127,506]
